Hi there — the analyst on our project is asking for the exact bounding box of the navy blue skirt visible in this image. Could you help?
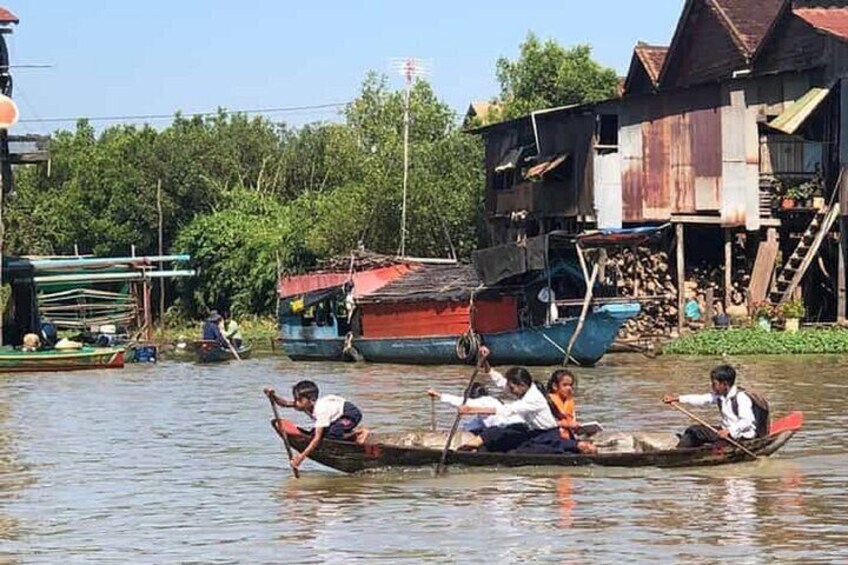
[479,424,580,454]
[325,401,362,440]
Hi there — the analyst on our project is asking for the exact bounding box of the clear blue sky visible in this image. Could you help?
[7,0,685,135]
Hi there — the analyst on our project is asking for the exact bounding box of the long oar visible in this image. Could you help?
[669,401,759,460]
[267,393,300,478]
[436,366,480,475]
[225,338,242,361]
[430,396,437,432]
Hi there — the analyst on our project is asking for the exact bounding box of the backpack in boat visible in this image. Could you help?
[728,388,770,438]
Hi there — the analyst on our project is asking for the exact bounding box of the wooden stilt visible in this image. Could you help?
[839,217,846,324]
[143,277,152,342]
[705,287,715,328]
[724,228,733,310]
[676,223,685,331]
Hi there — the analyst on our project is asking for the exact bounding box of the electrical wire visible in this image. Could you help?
[17,101,350,124]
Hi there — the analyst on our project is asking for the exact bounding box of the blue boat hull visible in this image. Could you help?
[280,304,639,366]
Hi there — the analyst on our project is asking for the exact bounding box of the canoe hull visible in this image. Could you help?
[0,347,125,373]
[194,341,253,363]
[270,412,803,474]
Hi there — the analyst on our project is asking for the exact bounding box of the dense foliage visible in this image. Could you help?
[5,34,615,318]
[664,329,848,356]
[5,74,486,317]
[496,32,620,119]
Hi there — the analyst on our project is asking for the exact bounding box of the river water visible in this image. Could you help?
[1,353,847,563]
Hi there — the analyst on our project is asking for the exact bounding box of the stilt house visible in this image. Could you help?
[471,0,848,325]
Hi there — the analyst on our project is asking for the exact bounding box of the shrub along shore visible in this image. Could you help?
[664,328,848,356]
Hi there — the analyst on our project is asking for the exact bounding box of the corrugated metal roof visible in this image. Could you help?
[767,85,832,134]
[358,263,481,304]
[526,153,568,179]
[278,264,417,299]
[711,0,786,56]
[634,43,668,84]
[0,7,18,24]
[794,7,848,41]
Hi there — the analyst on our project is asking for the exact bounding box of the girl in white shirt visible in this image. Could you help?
[458,349,566,453]
[427,383,523,433]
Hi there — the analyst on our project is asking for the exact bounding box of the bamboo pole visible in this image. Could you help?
[0,148,4,347]
[157,179,165,328]
[839,217,846,324]
[724,229,732,311]
[676,223,685,331]
[564,247,601,365]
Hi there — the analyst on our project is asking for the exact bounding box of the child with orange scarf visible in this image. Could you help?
[547,369,597,454]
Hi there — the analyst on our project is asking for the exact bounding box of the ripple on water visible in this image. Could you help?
[0,355,847,563]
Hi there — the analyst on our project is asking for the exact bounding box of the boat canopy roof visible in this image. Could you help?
[356,263,481,304]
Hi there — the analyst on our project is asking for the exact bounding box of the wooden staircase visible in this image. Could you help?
[770,202,841,305]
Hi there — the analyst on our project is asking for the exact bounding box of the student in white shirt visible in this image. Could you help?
[427,383,523,433]
[264,380,367,471]
[663,364,758,448]
[457,347,567,453]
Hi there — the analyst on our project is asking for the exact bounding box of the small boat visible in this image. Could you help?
[193,340,252,363]
[270,412,803,473]
[0,346,125,373]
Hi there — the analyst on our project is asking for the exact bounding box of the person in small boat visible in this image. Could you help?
[264,380,368,471]
[546,369,597,454]
[22,333,41,352]
[40,321,58,350]
[201,311,228,348]
[427,383,522,434]
[663,364,758,448]
[456,347,580,454]
[221,312,243,349]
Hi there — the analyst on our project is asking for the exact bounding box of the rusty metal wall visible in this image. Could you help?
[619,86,723,222]
[720,85,748,227]
[620,108,644,222]
[594,150,622,228]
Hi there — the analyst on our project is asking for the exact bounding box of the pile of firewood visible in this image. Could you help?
[604,247,754,340]
[604,247,678,338]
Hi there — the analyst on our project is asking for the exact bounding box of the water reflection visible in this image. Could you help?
[717,476,757,548]
[555,475,575,528]
[0,355,847,562]
[0,395,34,545]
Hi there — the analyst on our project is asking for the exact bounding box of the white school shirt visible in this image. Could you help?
[678,386,756,439]
[438,393,524,430]
[311,395,347,428]
[488,370,558,431]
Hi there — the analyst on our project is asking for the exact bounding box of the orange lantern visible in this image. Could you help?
[0,94,19,129]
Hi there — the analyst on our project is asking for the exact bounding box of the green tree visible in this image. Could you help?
[496,32,620,118]
[5,73,486,318]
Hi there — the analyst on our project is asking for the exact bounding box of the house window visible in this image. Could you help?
[597,114,619,147]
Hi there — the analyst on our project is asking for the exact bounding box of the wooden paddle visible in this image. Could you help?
[224,337,242,361]
[267,392,300,478]
[430,396,437,432]
[436,365,480,475]
[669,401,759,460]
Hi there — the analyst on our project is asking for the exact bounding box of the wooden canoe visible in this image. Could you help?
[270,412,804,474]
[194,340,252,363]
[0,346,125,373]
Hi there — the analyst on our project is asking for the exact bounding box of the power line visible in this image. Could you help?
[17,101,350,124]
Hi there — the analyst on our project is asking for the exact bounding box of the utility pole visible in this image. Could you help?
[157,179,165,327]
[390,58,430,258]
